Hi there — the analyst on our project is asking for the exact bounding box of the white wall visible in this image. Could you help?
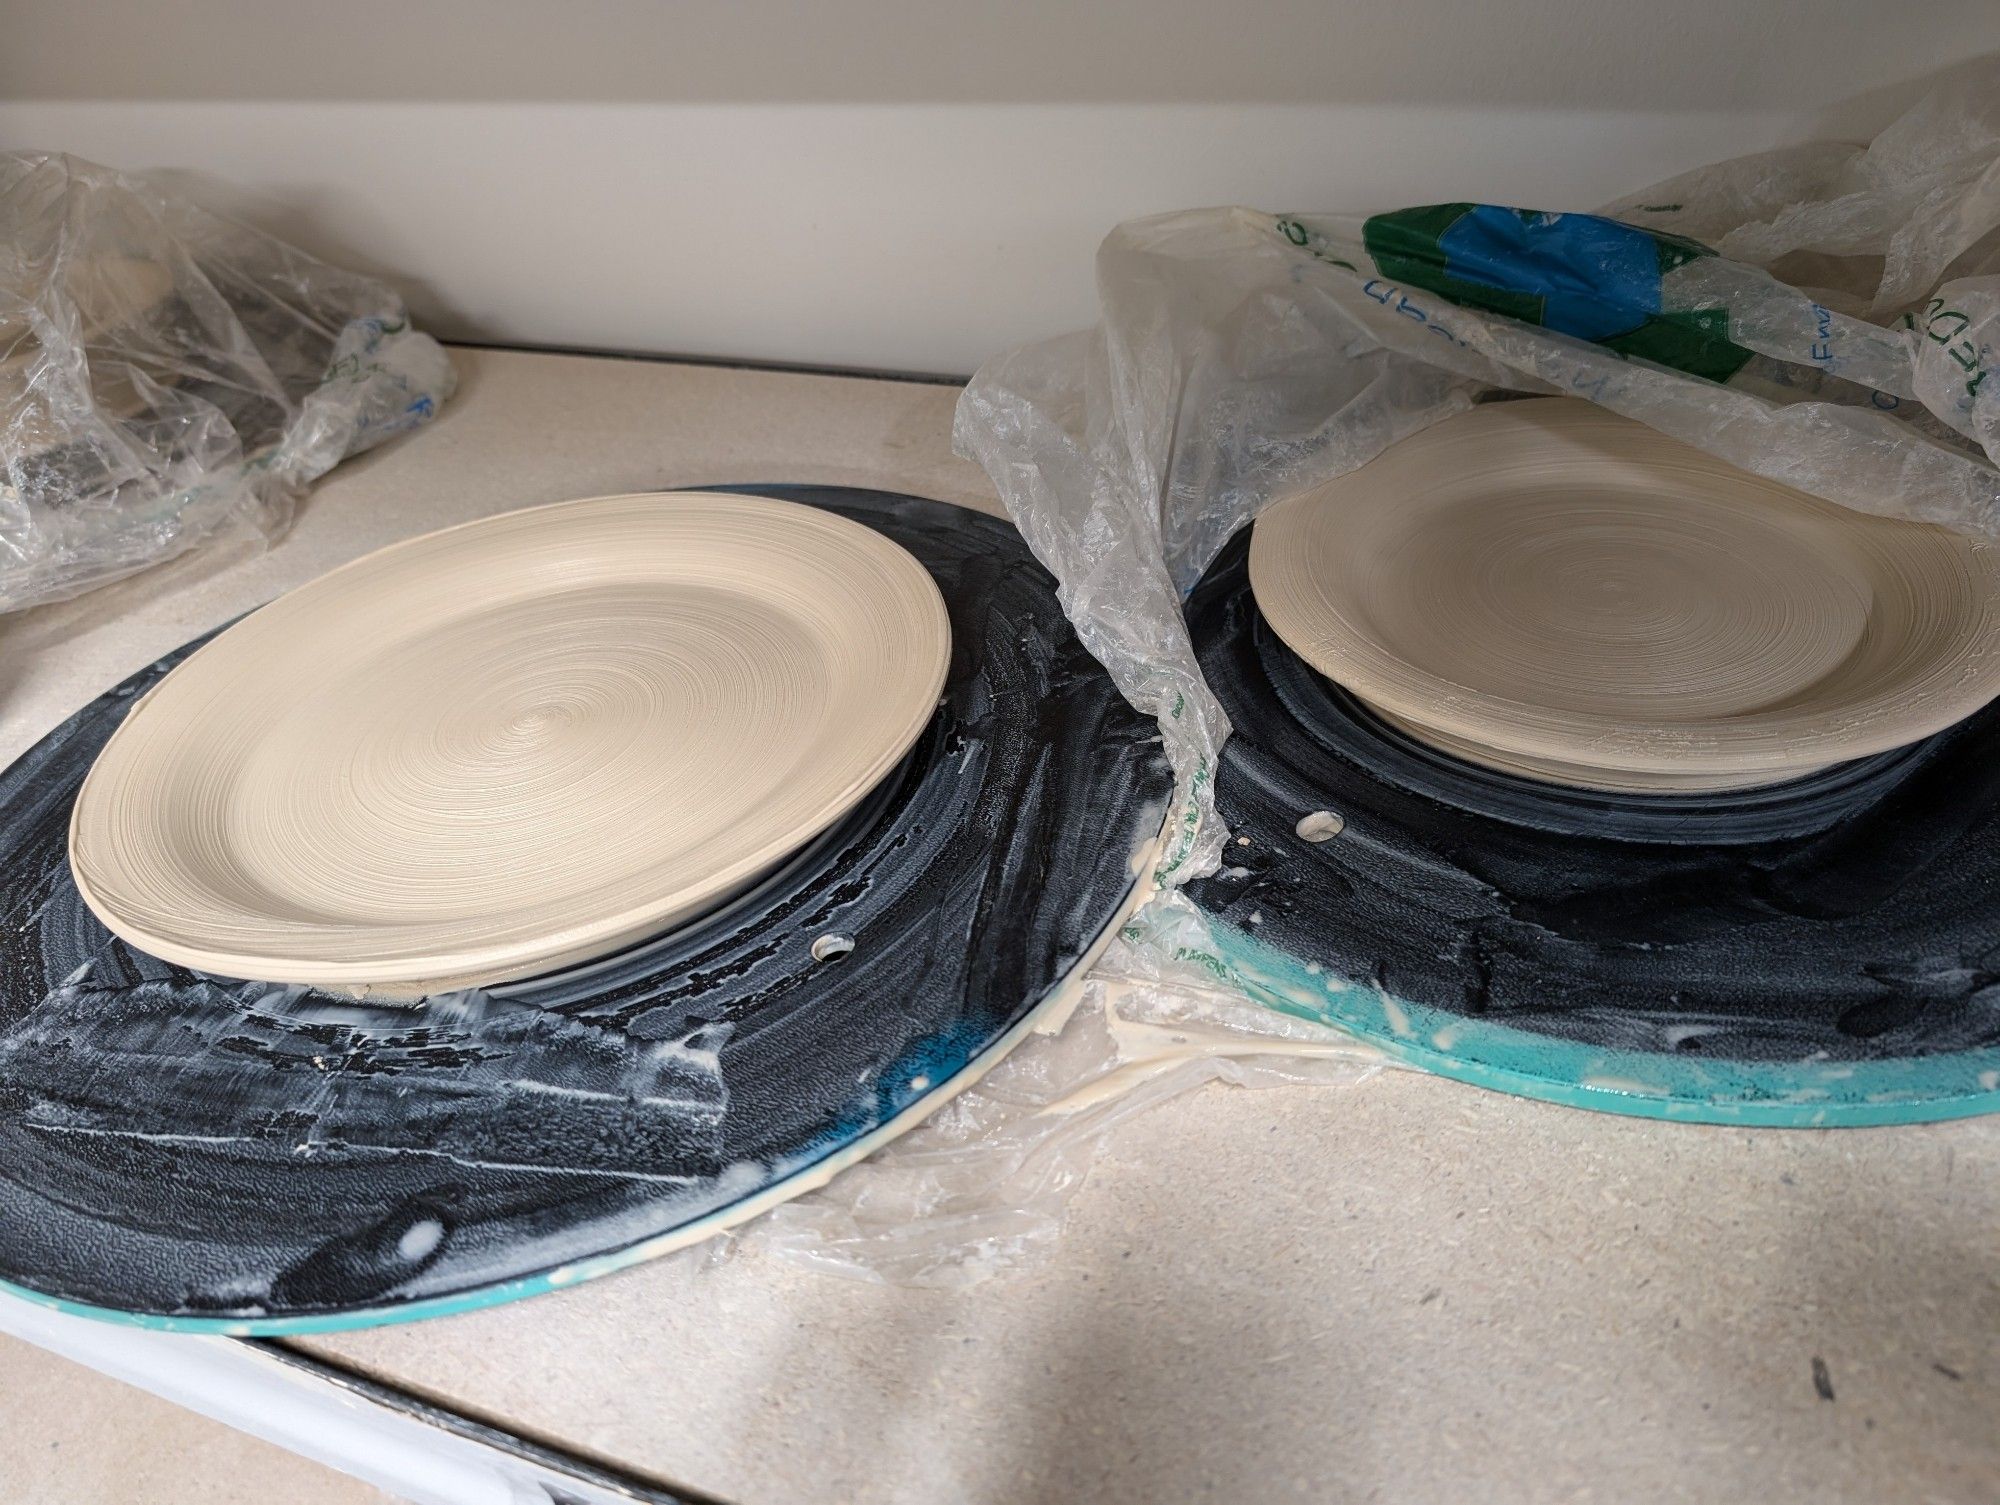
[5,1,1997,375]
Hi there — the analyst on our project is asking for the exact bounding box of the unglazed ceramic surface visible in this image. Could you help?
[68,492,951,992]
[1249,399,2000,791]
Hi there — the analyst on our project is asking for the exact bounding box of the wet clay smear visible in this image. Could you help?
[0,487,1170,1328]
[1184,533,2000,1116]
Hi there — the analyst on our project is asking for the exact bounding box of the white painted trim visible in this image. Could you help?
[0,1296,664,1505]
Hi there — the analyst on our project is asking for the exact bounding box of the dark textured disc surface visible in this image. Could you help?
[0,487,1171,1330]
[1183,532,2000,1124]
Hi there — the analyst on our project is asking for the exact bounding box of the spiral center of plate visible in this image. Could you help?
[497,699,582,745]
[1381,482,1871,724]
[218,588,840,928]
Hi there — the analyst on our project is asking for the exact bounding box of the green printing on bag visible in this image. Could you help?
[1358,202,1754,385]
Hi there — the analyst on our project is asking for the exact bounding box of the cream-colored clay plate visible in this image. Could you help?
[70,492,951,992]
[1249,399,2000,791]
[0,255,176,348]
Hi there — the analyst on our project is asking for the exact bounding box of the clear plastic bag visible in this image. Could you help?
[955,63,2000,883]
[715,900,1381,1287]
[1,152,456,611]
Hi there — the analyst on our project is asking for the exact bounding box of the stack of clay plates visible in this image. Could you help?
[0,486,1171,1330]
[1248,400,2000,792]
[1182,399,2000,1126]
[69,493,955,996]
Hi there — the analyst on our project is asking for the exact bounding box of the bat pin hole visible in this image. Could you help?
[811,933,856,963]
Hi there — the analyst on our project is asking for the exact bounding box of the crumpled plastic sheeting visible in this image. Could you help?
[1,152,456,611]
[712,896,1381,1288]
[954,63,2000,884]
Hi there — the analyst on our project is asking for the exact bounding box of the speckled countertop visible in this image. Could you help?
[2,348,1995,1505]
